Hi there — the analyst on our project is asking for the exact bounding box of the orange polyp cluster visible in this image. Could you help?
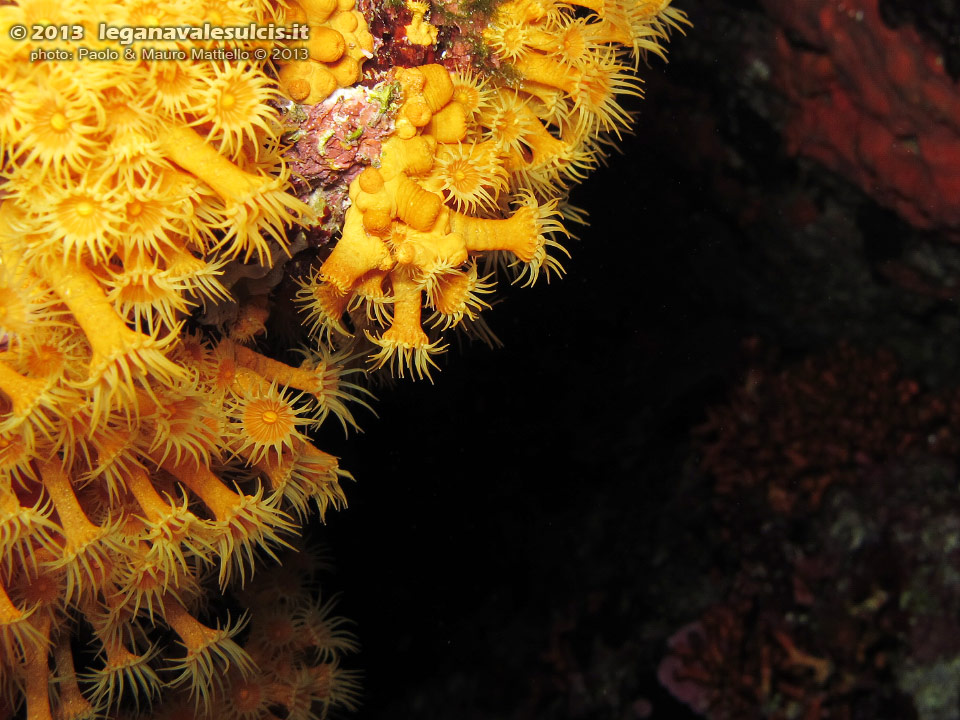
[482,0,690,172]
[0,327,360,717]
[0,0,687,712]
[286,1,686,382]
[0,0,375,716]
[276,0,375,104]
[291,65,568,380]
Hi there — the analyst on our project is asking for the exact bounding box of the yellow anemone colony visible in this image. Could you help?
[0,0,686,715]
[296,0,690,379]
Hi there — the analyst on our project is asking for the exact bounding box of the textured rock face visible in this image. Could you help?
[764,0,960,233]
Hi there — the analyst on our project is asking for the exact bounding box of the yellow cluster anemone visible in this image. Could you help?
[184,547,361,720]
[292,63,570,381]
[0,301,362,716]
[0,0,370,716]
[0,298,362,716]
[482,0,690,186]
[276,0,375,105]
[0,0,687,712]
[295,0,687,381]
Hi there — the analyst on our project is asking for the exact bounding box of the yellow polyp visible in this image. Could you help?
[398,224,469,270]
[362,205,393,235]
[279,61,339,104]
[424,102,468,143]
[393,176,442,232]
[523,25,562,52]
[307,26,346,62]
[351,271,391,326]
[449,206,539,260]
[86,632,161,710]
[320,207,394,293]
[161,457,239,523]
[234,389,308,465]
[37,457,100,549]
[44,259,184,410]
[380,136,437,177]
[418,65,455,111]
[329,56,362,87]
[588,18,629,47]
[433,269,482,317]
[231,299,271,343]
[358,168,384,193]
[393,242,416,265]
[126,466,178,523]
[156,123,264,202]
[275,0,372,105]
[0,360,47,419]
[163,600,215,651]
[231,343,326,397]
[513,53,579,94]
[513,102,567,156]
[497,0,551,22]
[301,440,340,470]
[632,0,672,19]
[232,680,265,714]
[333,10,360,34]
[254,445,343,523]
[381,272,428,349]
[22,614,52,720]
[54,640,98,720]
[396,66,426,96]
[156,122,310,264]
[229,366,267,398]
[99,633,138,669]
[296,276,353,341]
[404,0,439,46]
[298,0,338,23]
